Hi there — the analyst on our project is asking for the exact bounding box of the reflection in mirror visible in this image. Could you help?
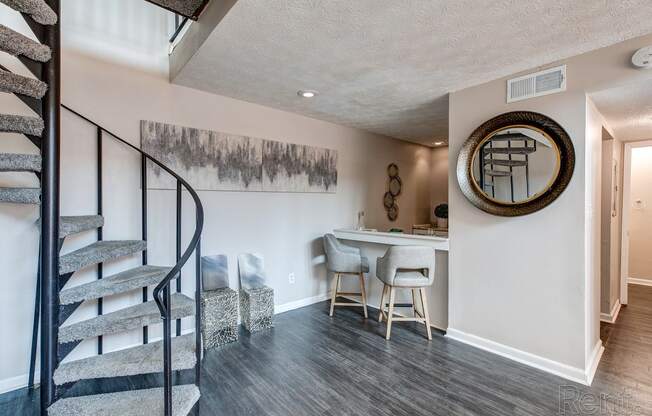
[471,127,559,204]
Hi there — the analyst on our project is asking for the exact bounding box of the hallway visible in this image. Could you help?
[594,284,652,414]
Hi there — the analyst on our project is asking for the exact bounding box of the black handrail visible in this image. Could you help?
[61,104,204,416]
[40,1,61,411]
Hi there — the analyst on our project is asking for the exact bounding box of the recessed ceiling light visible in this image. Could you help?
[298,90,318,98]
[433,141,445,146]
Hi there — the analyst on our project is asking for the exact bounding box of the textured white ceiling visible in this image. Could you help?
[172,0,652,145]
[592,78,652,142]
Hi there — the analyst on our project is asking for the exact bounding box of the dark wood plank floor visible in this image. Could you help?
[3,285,652,415]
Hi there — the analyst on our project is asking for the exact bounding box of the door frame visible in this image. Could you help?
[620,140,652,305]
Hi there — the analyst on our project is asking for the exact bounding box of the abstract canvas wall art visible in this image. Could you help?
[141,120,337,193]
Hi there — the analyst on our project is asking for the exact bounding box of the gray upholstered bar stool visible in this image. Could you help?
[323,234,369,318]
[376,246,435,340]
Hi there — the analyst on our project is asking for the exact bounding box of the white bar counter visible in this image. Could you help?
[333,229,449,331]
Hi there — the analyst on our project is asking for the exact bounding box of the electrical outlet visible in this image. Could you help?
[288,272,295,284]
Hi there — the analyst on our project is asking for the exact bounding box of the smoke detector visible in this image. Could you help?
[632,46,652,69]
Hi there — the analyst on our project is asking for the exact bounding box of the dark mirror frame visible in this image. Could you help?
[457,111,575,216]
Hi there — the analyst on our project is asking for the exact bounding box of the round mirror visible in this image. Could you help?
[457,112,575,216]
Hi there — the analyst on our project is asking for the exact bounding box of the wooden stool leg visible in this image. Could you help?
[329,273,340,317]
[359,273,368,319]
[378,284,387,322]
[411,289,417,317]
[419,287,432,340]
[386,286,396,340]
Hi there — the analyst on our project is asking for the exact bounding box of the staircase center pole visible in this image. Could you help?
[40,0,61,411]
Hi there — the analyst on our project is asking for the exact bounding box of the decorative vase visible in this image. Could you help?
[436,217,448,229]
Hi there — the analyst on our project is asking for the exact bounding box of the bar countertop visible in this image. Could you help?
[333,228,449,251]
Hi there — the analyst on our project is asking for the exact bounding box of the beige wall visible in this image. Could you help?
[0,49,434,391]
[629,146,652,280]
[449,86,588,370]
[430,146,449,221]
[0,2,435,391]
[448,60,606,378]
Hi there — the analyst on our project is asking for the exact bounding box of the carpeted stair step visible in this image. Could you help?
[0,114,44,136]
[483,159,528,167]
[0,0,58,25]
[60,265,172,305]
[0,69,47,98]
[48,384,200,416]
[146,0,207,19]
[58,293,194,343]
[54,333,196,385]
[483,147,536,155]
[0,186,39,203]
[37,215,104,238]
[0,24,52,62]
[59,240,147,275]
[484,170,512,177]
[489,133,531,142]
[0,152,41,172]
[59,215,104,238]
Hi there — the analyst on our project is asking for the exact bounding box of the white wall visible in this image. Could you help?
[600,132,622,317]
[585,97,604,372]
[0,1,434,392]
[0,5,44,394]
[629,146,652,281]
[447,61,605,383]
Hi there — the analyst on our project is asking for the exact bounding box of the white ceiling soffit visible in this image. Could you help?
[591,79,652,142]
[171,0,652,145]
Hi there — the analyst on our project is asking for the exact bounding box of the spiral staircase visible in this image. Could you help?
[1,1,206,414]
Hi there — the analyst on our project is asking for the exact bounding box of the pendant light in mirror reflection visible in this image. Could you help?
[457,111,575,216]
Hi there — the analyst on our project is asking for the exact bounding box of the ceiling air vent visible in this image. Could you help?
[507,65,566,103]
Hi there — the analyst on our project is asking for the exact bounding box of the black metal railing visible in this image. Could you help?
[40,1,61,411]
[61,104,204,416]
[170,14,190,43]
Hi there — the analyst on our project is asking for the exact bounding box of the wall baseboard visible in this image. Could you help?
[446,328,600,385]
[0,371,40,395]
[275,293,330,315]
[600,299,621,324]
[585,340,604,386]
[628,277,652,287]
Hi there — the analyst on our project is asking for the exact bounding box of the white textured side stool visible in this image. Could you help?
[238,253,274,332]
[200,255,238,349]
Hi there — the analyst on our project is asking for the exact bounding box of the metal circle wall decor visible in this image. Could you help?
[384,163,402,221]
[383,192,395,209]
[387,163,399,178]
[387,204,399,221]
[457,111,575,217]
[388,176,402,197]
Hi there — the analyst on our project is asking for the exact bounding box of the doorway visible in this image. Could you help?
[599,130,622,324]
[621,140,652,306]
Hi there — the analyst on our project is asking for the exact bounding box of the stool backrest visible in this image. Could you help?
[238,253,266,290]
[323,233,362,273]
[380,246,436,285]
